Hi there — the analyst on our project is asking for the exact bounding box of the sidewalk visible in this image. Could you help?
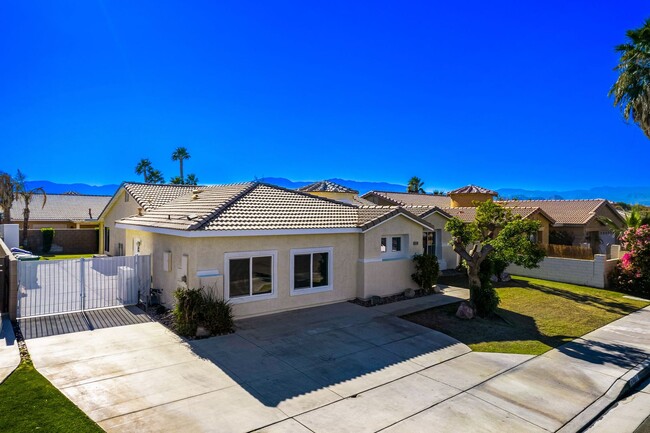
[0,315,20,383]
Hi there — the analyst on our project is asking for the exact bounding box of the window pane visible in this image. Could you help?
[312,252,329,287]
[294,254,311,289]
[380,237,387,253]
[392,237,401,252]
[229,258,250,297]
[252,256,273,295]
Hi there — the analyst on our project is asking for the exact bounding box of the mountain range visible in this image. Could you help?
[22,179,650,205]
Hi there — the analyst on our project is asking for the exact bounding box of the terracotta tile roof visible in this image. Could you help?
[440,206,554,224]
[361,191,452,207]
[298,180,358,194]
[118,183,436,232]
[401,205,450,218]
[123,182,204,211]
[498,199,621,225]
[448,185,497,195]
[10,194,111,222]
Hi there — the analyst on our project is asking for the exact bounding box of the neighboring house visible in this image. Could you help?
[9,193,111,229]
[298,180,376,206]
[97,182,200,256]
[362,190,452,207]
[499,199,626,253]
[114,182,435,318]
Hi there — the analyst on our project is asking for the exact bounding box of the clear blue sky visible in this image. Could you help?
[2,1,650,191]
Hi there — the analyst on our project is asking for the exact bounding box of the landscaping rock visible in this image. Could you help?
[456,302,475,320]
[500,273,511,282]
[404,288,416,298]
[433,285,442,294]
[196,326,211,338]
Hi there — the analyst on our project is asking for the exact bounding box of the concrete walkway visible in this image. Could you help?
[24,297,650,433]
[0,315,20,383]
[585,377,650,432]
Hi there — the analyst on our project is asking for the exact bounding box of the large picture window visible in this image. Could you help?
[290,247,333,295]
[225,251,277,302]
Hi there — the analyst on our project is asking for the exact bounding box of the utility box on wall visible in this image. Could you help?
[163,251,171,272]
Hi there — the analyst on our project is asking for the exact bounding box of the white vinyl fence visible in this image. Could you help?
[17,255,151,318]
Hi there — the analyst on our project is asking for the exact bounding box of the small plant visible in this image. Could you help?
[40,228,55,253]
[173,287,233,337]
[411,254,440,291]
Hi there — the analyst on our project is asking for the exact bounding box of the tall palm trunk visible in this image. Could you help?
[22,207,30,248]
[180,159,184,180]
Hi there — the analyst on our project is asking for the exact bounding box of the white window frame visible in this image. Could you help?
[224,250,278,303]
[290,247,334,296]
[380,235,408,260]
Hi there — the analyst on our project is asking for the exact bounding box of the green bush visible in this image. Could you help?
[411,254,440,290]
[173,287,233,337]
[40,228,55,253]
[473,257,501,317]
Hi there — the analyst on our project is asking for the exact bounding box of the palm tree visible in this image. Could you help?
[609,19,650,139]
[135,159,152,182]
[597,205,650,237]
[171,147,191,180]
[148,169,165,184]
[185,173,199,185]
[169,176,184,185]
[407,176,425,194]
[0,172,16,224]
[14,170,46,247]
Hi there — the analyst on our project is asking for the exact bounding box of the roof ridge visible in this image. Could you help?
[261,182,358,208]
[187,182,257,230]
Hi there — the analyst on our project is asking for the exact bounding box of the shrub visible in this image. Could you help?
[40,228,55,253]
[173,287,234,337]
[473,257,501,317]
[549,230,575,246]
[610,225,650,296]
[411,254,440,291]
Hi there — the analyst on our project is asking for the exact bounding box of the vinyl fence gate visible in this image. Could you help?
[16,255,151,319]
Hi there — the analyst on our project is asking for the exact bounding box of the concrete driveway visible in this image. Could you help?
[26,296,649,432]
[26,294,479,432]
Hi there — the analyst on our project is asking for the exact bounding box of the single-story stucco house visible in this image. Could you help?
[109,182,438,318]
[8,193,111,230]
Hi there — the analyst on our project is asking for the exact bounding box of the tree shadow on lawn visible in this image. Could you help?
[507,279,643,316]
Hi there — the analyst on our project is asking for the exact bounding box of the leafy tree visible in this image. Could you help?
[597,205,650,237]
[610,18,650,139]
[407,176,425,194]
[185,173,199,185]
[14,170,47,247]
[171,147,191,180]
[0,172,16,224]
[445,201,545,317]
[134,159,152,182]
[170,176,184,185]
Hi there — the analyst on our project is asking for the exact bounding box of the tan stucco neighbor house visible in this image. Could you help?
[9,193,111,229]
[112,182,436,318]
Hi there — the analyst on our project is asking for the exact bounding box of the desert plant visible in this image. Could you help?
[411,253,440,291]
[41,228,55,253]
[173,287,233,337]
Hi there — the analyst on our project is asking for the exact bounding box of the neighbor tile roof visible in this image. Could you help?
[498,199,619,225]
[441,206,555,223]
[361,191,452,207]
[10,194,111,222]
[448,185,498,195]
[298,180,358,194]
[123,182,204,211]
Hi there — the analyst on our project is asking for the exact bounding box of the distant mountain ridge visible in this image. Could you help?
[23,179,650,205]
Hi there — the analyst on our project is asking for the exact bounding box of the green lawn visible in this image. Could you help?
[405,276,650,355]
[0,362,104,433]
[40,254,95,260]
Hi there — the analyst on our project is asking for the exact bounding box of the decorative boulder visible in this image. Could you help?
[196,326,211,338]
[456,302,475,320]
[433,285,442,294]
[404,288,416,298]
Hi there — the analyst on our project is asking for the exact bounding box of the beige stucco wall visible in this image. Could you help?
[529,214,551,245]
[507,254,615,289]
[125,230,360,318]
[421,212,458,270]
[101,189,139,255]
[449,193,494,208]
[357,215,424,299]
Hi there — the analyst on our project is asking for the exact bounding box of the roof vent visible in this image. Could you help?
[137,207,144,216]
[187,213,198,220]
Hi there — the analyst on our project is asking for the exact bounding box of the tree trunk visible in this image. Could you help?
[22,208,29,249]
[180,159,184,181]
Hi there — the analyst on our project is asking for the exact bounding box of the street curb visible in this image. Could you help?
[558,356,650,433]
